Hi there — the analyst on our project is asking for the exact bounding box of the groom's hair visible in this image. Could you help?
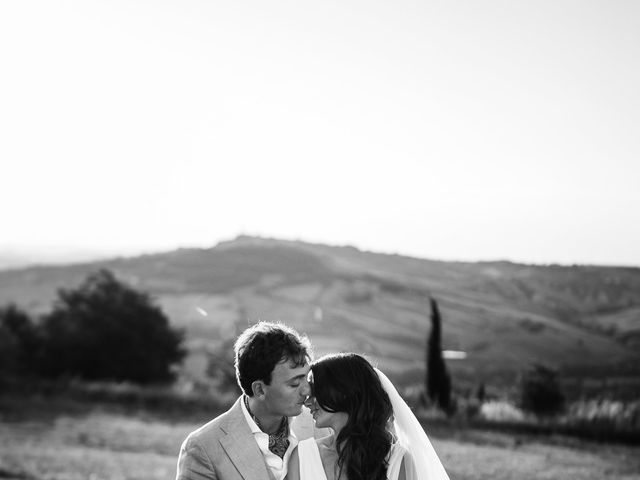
[234,321,312,396]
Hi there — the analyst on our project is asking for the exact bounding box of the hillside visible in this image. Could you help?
[1,236,639,392]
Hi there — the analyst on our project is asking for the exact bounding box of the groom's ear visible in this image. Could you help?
[251,381,266,398]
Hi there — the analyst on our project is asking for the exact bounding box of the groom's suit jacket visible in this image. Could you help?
[176,397,321,480]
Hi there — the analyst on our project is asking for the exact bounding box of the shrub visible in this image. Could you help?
[38,269,185,384]
[0,303,40,376]
[519,363,565,417]
[565,399,640,429]
[0,316,21,377]
[480,400,526,421]
[206,340,240,394]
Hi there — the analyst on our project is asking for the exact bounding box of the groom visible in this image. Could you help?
[176,321,318,480]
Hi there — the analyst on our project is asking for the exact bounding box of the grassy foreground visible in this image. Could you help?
[1,404,639,480]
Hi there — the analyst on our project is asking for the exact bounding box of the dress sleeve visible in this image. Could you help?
[297,438,327,480]
[386,443,408,480]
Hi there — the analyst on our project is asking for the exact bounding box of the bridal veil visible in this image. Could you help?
[376,369,450,480]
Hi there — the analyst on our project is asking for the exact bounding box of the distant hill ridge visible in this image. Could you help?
[1,235,639,388]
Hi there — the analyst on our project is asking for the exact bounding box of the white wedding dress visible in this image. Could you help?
[296,369,450,480]
[297,438,326,480]
[297,437,407,480]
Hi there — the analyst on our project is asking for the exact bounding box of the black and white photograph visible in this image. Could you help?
[1,1,639,479]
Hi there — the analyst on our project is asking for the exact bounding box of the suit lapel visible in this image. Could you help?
[220,398,271,480]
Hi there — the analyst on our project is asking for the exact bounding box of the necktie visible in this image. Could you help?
[244,396,290,458]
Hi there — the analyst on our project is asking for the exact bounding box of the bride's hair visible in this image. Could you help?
[311,353,393,480]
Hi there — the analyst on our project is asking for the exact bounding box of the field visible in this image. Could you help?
[1,399,639,480]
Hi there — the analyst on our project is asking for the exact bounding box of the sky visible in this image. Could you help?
[1,1,639,266]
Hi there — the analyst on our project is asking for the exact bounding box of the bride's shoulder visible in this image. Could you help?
[387,441,414,480]
[391,440,408,453]
[388,440,409,464]
[296,436,327,453]
[315,433,335,448]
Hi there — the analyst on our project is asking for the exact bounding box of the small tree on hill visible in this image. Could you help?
[0,311,22,378]
[476,382,486,403]
[519,363,565,417]
[0,303,40,376]
[426,297,452,413]
[207,333,241,394]
[39,269,185,384]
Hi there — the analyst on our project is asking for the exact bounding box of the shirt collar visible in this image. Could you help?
[240,394,263,434]
[240,395,298,439]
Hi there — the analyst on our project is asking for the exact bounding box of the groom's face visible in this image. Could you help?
[262,358,311,417]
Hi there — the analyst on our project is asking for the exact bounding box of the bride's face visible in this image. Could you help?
[306,395,349,432]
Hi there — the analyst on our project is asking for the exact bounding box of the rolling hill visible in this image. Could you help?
[1,235,639,394]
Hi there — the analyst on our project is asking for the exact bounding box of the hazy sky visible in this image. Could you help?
[1,1,639,266]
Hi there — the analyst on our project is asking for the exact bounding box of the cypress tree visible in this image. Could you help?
[426,297,452,412]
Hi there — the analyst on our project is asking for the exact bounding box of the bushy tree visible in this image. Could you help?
[0,313,21,378]
[0,303,40,376]
[519,363,565,416]
[475,382,486,403]
[426,297,452,413]
[39,269,185,384]
[206,317,244,394]
[206,339,240,393]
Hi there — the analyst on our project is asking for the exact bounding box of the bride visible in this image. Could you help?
[286,353,450,480]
